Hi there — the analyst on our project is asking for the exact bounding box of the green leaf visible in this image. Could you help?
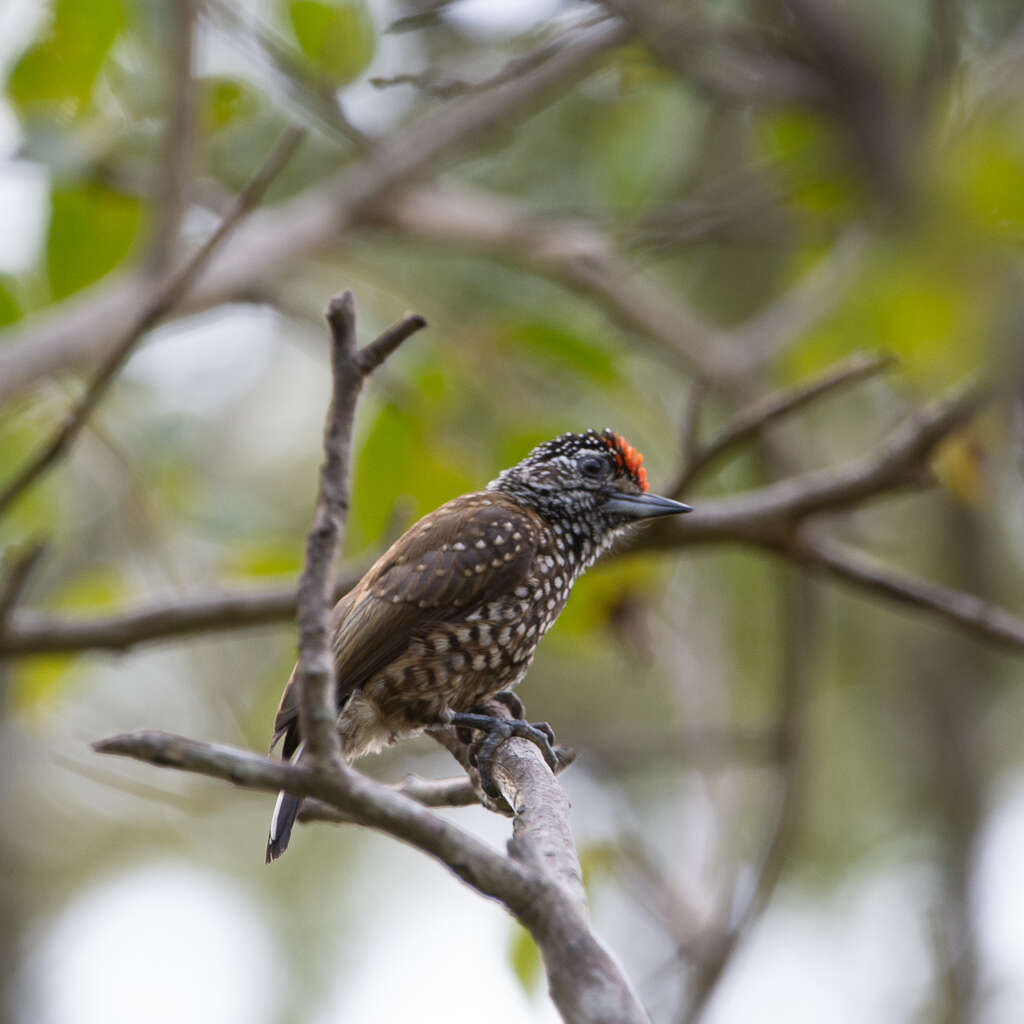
[501,317,621,386]
[757,109,862,219]
[508,924,542,994]
[939,119,1024,240]
[285,1,375,83]
[201,77,256,131]
[8,0,124,118]
[46,184,142,300]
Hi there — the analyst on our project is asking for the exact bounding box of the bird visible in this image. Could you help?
[266,428,691,860]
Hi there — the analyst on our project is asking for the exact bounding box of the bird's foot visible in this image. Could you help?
[443,708,559,800]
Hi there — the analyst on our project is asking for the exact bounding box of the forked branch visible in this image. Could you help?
[94,292,645,1024]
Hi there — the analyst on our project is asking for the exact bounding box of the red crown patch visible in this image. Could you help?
[601,430,648,491]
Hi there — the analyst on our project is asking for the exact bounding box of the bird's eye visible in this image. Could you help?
[578,455,609,479]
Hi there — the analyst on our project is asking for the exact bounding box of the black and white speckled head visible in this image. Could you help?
[488,429,690,552]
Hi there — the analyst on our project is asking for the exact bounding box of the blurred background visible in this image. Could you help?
[2,0,1024,1021]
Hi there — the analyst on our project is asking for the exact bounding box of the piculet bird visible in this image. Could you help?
[266,429,691,861]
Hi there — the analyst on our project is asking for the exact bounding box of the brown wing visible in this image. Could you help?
[271,493,540,755]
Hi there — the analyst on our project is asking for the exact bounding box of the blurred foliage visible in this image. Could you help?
[284,0,375,83]
[47,183,142,299]
[8,0,123,119]
[3,0,1024,1022]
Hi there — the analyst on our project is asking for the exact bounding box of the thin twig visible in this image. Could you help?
[0,126,306,518]
[203,0,370,148]
[680,571,818,1023]
[370,13,610,99]
[296,295,427,764]
[668,351,895,497]
[4,380,1014,662]
[637,377,987,547]
[0,19,628,408]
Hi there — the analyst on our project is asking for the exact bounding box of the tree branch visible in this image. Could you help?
[0,19,628,408]
[93,725,646,1024]
[6,379,1017,664]
[89,282,649,1021]
[668,351,895,497]
[637,378,987,546]
[0,576,359,657]
[0,125,306,518]
[299,773,480,824]
[296,296,426,764]
[787,532,1024,652]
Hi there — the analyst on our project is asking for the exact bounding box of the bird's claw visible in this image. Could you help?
[444,710,560,799]
[490,689,525,719]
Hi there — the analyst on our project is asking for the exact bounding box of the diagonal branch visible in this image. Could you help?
[0,126,306,519]
[638,378,987,546]
[0,18,629,408]
[668,351,895,496]
[4,380,1016,662]
[94,725,645,1022]
[787,532,1024,652]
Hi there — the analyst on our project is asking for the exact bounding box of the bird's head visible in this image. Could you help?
[488,429,691,538]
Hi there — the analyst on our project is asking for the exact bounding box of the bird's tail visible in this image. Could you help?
[266,742,305,863]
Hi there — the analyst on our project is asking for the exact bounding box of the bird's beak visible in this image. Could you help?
[602,491,692,520]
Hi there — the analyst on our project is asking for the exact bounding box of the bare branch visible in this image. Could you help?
[0,19,629,407]
[788,532,1024,653]
[374,186,866,389]
[370,12,611,99]
[0,126,306,518]
[0,575,358,657]
[668,351,895,497]
[296,294,427,764]
[94,729,648,1023]
[777,0,910,208]
[300,773,480,825]
[637,378,987,546]
[354,312,429,375]
[296,293,355,764]
[3,379,1008,664]
[376,184,748,382]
